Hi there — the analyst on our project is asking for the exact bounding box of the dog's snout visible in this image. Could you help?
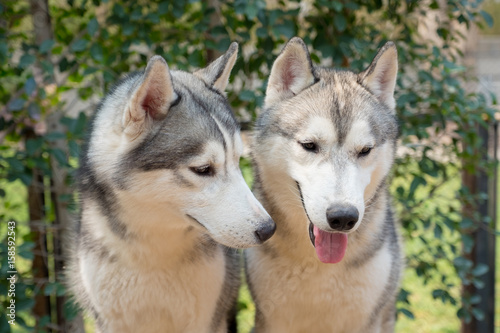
[255,218,276,243]
[326,204,359,231]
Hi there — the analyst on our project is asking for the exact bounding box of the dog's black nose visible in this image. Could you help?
[255,219,276,242]
[326,204,359,231]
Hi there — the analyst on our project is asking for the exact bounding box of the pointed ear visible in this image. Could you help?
[123,56,177,138]
[265,37,317,107]
[358,42,398,110]
[194,42,238,93]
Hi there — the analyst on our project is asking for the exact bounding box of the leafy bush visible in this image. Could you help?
[0,0,496,331]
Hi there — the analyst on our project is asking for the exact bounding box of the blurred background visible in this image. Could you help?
[1,0,500,332]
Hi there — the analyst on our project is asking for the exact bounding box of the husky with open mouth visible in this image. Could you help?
[245,37,403,332]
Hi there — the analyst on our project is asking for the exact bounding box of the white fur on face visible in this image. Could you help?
[283,117,392,232]
[122,133,271,249]
[182,135,271,248]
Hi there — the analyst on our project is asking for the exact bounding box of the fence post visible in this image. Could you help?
[475,121,497,333]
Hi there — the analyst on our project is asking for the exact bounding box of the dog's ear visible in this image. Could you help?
[358,42,398,110]
[194,42,238,93]
[123,55,177,138]
[265,37,316,107]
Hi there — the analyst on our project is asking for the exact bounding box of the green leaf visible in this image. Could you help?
[333,13,347,32]
[457,307,471,323]
[431,289,443,299]
[83,67,98,75]
[73,111,87,136]
[461,234,474,254]
[8,98,25,111]
[87,17,99,36]
[6,157,24,173]
[28,103,41,120]
[68,140,80,157]
[56,282,67,296]
[18,173,32,186]
[39,315,51,328]
[408,176,425,198]
[44,132,66,142]
[216,37,231,52]
[469,294,481,305]
[0,41,7,62]
[39,39,55,54]
[19,53,35,68]
[146,12,160,24]
[44,282,56,296]
[112,3,126,18]
[471,263,488,277]
[398,308,414,320]
[103,70,115,82]
[256,27,268,38]
[18,241,35,259]
[71,39,89,52]
[273,21,295,39]
[123,23,135,36]
[0,313,10,333]
[331,1,343,11]
[471,307,485,321]
[50,148,68,166]
[41,59,54,75]
[472,277,485,289]
[158,2,169,15]
[187,49,203,67]
[245,3,258,19]
[479,10,493,28]
[454,256,473,271]
[433,224,442,239]
[240,90,255,101]
[90,43,104,62]
[16,298,35,312]
[26,138,43,156]
[24,77,36,96]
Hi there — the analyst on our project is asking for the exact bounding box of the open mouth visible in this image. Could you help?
[297,181,348,264]
[308,223,348,264]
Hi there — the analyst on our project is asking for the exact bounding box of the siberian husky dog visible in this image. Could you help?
[68,43,275,333]
[245,37,403,332]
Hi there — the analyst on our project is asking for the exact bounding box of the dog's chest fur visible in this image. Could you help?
[79,239,226,332]
[247,240,393,332]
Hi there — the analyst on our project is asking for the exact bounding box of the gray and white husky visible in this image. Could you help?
[68,43,275,333]
[245,37,403,332]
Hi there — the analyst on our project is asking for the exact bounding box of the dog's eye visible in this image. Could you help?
[359,147,372,157]
[300,142,317,152]
[190,165,213,176]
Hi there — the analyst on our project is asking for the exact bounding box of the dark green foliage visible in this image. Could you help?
[0,0,496,331]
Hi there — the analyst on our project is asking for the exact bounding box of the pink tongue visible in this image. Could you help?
[313,225,348,264]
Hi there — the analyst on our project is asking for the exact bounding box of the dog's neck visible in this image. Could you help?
[80,197,219,268]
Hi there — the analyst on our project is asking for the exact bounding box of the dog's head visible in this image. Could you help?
[85,43,275,248]
[254,37,398,262]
